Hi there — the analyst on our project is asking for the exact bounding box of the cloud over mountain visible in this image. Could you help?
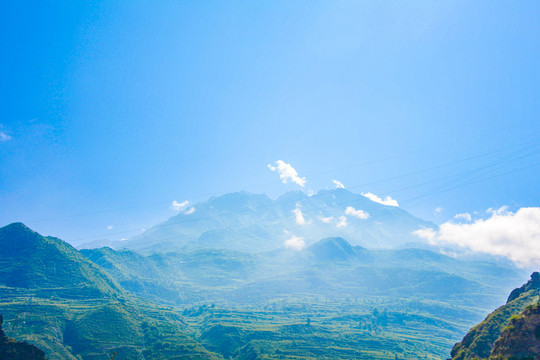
[284,235,305,250]
[333,180,345,189]
[268,160,307,187]
[362,192,399,207]
[414,207,540,267]
[171,200,195,214]
[293,205,307,225]
[345,206,370,220]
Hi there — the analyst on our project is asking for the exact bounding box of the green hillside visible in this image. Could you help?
[0,223,120,299]
[0,223,220,360]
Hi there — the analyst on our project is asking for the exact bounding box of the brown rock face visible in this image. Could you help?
[490,304,540,360]
[450,272,540,360]
[0,314,47,360]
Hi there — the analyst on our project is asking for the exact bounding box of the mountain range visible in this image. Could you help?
[0,189,535,359]
[112,189,435,253]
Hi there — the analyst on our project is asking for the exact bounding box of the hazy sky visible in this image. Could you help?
[1,1,540,244]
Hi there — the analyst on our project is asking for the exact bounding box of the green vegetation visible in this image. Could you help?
[0,223,218,360]
[0,222,531,359]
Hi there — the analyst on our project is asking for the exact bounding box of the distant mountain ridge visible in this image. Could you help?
[122,189,435,253]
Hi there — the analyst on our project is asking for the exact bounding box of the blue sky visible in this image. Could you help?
[1,1,540,244]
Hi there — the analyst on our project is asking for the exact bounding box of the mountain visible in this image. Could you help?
[0,315,46,360]
[0,223,220,360]
[305,237,362,261]
[0,222,121,299]
[0,222,529,359]
[121,189,435,253]
[450,272,540,360]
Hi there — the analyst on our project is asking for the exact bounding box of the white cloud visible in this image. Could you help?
[362,192,399,207]
[434,207,443,215]
[0,130,11,142]
[267,160,306,187]
[171,200,195,214]
[171,200,189,211]
[333,180,345,189]
[336,215,348,228]
[319,216,335,224]
[107,225,113,230]
[284,235,305,251]
[345,206,370,220]
[454,213,472,222]
[292,205,307,225]
[413,207,540,267]
[412,227,437,243]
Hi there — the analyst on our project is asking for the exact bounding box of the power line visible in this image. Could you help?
[70,138,540,243]
[23,134,540,225]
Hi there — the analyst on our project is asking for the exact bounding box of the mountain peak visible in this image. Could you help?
[506,271,540,303]
[1,222,31,233]
[206,191,272,211]
[0,223,121,298]
[307,237,358,261]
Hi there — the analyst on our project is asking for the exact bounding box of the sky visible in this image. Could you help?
[1,1,540,251]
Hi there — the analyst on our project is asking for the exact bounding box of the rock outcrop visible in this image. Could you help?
[451,272,540,359]
[0,315,47,360]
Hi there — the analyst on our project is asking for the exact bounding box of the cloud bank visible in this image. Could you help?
[362,192,399,207]
[413,207,540,267]
[268,160,306,187]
